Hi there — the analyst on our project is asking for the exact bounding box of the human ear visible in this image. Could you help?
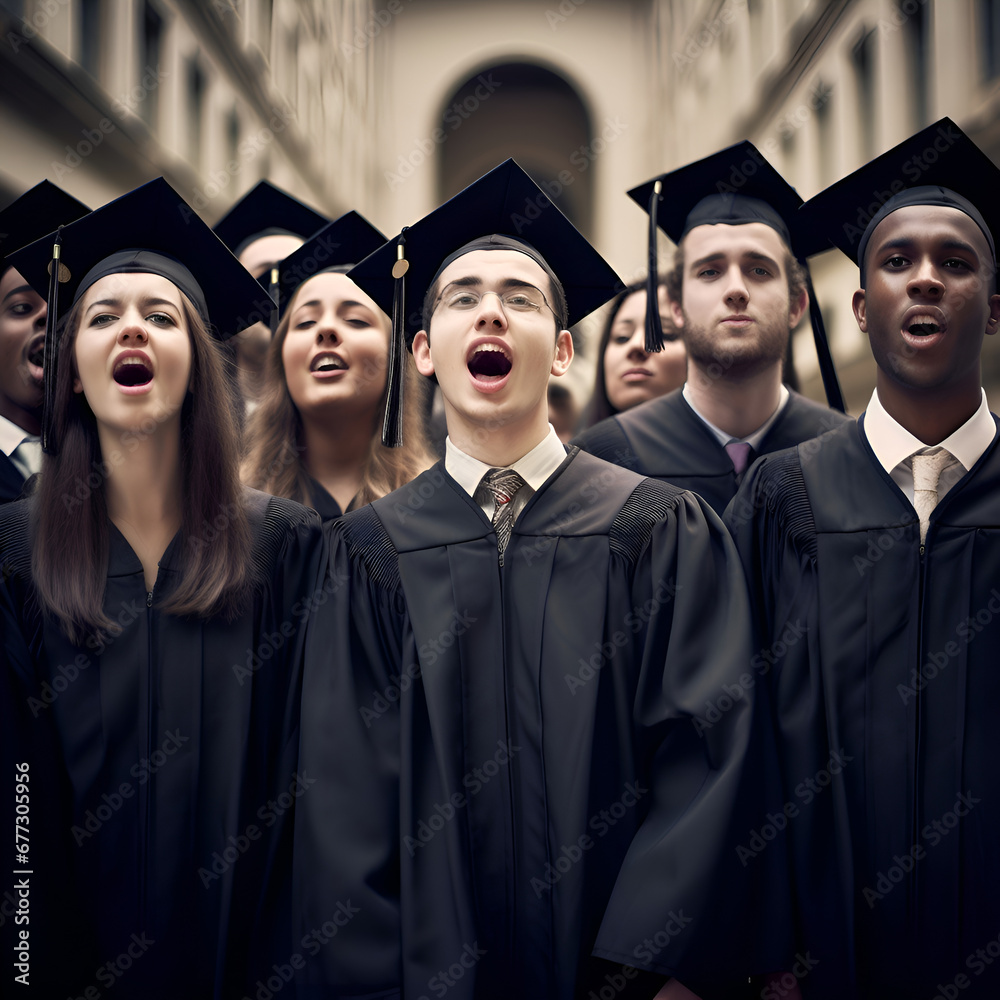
[412,330,435,376]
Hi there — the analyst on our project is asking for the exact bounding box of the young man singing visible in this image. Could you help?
[293,160,790,1000]
[727,119,1000,999]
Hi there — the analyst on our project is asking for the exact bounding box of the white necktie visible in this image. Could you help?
[9,435,41,480]
[911,447,952,545]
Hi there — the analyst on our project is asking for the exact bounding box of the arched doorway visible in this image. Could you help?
[437,61,594,236]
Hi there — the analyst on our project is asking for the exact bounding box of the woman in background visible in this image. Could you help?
[578,277,687,431]
[243,213,434,519]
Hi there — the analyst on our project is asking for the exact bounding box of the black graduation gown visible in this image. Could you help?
[0,489,324,999]
[725,418,1000,999]
[0,451,27,503]
[306,475,345,522]
[572,388,850,515]
[295,449,790,1000]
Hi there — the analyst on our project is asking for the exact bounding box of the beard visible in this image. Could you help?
[680,306,790,382]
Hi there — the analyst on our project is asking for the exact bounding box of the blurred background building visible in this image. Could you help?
[2,0,999,411]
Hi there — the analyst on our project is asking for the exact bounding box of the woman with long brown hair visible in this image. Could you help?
[243,213,435,518]
[0,179,324,999]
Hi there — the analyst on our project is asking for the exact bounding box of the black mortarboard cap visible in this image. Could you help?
[214,181,329,328]
[213,179,330,257]
[8,177,274,453]
[630,141,844,411]
[349,158,624,446]
[276,211,386,321]
[797,117,1000,285]
[0,180,89,264]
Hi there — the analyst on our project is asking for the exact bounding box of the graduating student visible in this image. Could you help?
[726,119,1000,998]
[242,212,435,519]
[293,160,790,1000]
[214,179,329,413]
[0,181,88,501]
[0,179,324,999]
[577,277,687,431]
[573,143,850,515]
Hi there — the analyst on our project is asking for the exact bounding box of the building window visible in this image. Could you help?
[226,107,240,168]
[980,0,1000,78]
[902,0,930,128]
[851,26,876,160]
[78,0,102,78]
[814,80,834,186]
[186,56,206,170]
[139,1,165,130]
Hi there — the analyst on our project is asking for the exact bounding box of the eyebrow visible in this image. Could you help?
[874,236,981,258]
[689,250,781,270]
[1,284,36,305]
[440,276,540,291]
[293,298,375,312]
[85,296,180,313]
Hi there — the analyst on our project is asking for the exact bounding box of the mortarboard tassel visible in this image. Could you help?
[644,180,665,353]
[41,227,64,455]
[381,228,409,448]
[803,265,846,413]
[268,265,280,334]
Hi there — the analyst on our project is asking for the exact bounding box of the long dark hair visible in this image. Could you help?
[242,284,434,510]
[32,293,254,644]
[579,278,677,430]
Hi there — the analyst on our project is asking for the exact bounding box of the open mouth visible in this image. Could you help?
[467,343,512,380]
[113,356,154,387]
[310,352,346,374]
[907,317,941,337]
[24,335,45,381]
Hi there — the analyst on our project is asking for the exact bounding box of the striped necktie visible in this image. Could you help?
[480,467,528,561]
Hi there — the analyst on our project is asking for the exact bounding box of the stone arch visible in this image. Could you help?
[436,60,594,235]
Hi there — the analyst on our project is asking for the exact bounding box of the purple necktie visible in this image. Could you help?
[725,441,753,479]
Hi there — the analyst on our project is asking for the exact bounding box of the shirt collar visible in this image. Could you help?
[445,424,567,499]
[682,382,790,449]
[0,413,34,458]
[864,387,994,474]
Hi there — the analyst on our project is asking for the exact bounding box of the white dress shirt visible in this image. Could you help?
[445,424,568,519]
[682,382,790,450]
[863,388,995,505]
[0,413,41,479]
